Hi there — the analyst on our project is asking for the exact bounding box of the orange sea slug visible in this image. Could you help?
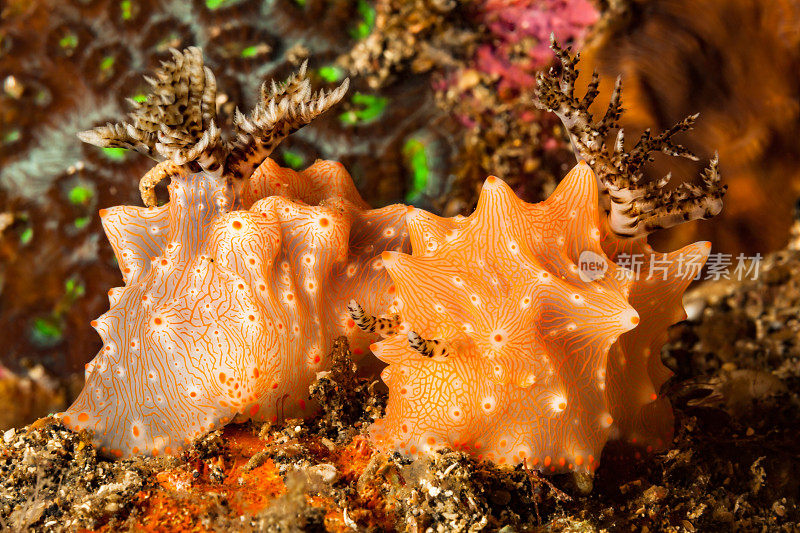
[61,48,410,457]
[365,162,708,472]
[63,159,409,457]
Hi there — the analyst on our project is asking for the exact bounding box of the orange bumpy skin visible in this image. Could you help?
[370,162,707,472]
[601,233,710,451]
[62,159,409,457]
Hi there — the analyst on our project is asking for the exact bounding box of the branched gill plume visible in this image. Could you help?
[77,47,349,207]
[534,38,726,238]
[226,61,350,184]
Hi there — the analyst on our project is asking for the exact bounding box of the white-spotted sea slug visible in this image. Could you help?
[61,49,409,457]
[366,163,645,471]
[363,163,712,473]
[357,40,723,473]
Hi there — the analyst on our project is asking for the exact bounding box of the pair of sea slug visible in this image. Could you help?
[62,45,725,473]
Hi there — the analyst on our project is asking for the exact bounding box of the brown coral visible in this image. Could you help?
[579,0,800,254]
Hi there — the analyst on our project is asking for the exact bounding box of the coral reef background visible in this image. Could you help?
[0,1,799,530]
[580,0,800,255]
[1,0,800,428]
[0,0,458,379]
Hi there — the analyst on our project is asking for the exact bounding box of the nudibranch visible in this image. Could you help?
[351,41,722,473]
[360,163,642,471]
[61,49,409,457]
[357,164,711,473]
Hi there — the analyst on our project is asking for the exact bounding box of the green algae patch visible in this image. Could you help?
[101,146,128,162]
[74,216,91,229]
[403,138,430,203]
[120,0,133,20]
[100,56,115,71]
[59,32,78,51]
[318,65,345,83]
[19,226,33,245]
[3,129,20,144]
[339,93,388,125]
[282,150,305,170]
[68,185,93,206]
[205,0,242,9]
[349,0,376,40]
[240,45,259,58]
[31,317,63,346]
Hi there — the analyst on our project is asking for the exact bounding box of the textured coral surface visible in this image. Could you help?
[369,162,708,472]
[62,159,409,457]
[475,0,599,92]
[0,0,445,378]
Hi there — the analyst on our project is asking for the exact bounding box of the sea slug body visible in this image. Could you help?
[61,47,414,457]
[366,162,708,472]
[62,159,409,457]
[601,234,710,451]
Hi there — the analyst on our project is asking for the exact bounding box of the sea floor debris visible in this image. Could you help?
[3,266,800,533]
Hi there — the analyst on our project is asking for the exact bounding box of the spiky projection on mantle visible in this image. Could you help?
[534,38,727,239]
[77,47,349,207]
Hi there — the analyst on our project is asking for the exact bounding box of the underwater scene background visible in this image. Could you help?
[0,1,799,531]
[3,0,797,378]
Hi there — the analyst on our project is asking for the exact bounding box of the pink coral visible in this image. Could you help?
[62,159,408,457]
[367,163,707,472]
[475,0,599,92]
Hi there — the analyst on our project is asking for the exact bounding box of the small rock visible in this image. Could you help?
[3,75,23,99]
[772,500,786,517]
[643,485,668,503]
[307,463,339,485]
